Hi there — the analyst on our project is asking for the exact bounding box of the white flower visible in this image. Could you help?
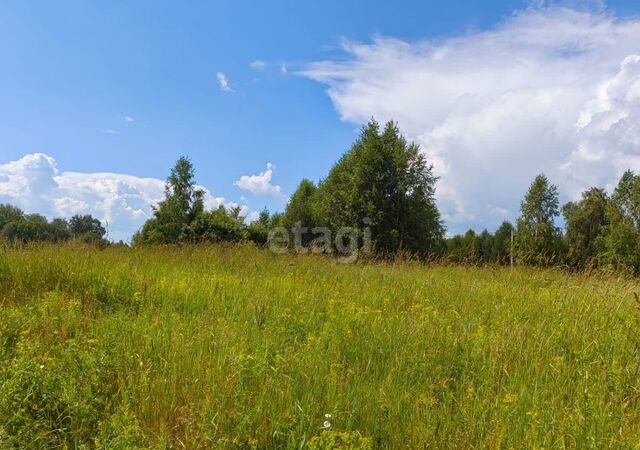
[323,420,331,429]
[324,413,332,419]
[39,365,45,369]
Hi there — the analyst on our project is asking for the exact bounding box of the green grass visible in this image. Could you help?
[1,244,640,448]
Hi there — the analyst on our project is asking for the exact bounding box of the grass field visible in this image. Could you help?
[1,244,640,448]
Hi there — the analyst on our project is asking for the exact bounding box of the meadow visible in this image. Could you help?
[1,244,640,448]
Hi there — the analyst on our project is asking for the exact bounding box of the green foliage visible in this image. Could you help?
[1,213,71,243]
[442,170,640,274]
[520,174,560,226]
[493,221,514,264]
[95,407,147,449]
[133,156,205,244]
[315,119,444,256]
[597,171,640,274]
[283,179,318,229]
[0,204,23,229]
[0,203,109,246]
[0,293,124,448]
[515,174,563,266]
[246,208,274,245]
[446,222,513,265]
[70,214,107,239]
[132,122,445,256]
[189,205,247,243]
[441,170,640,274]
[282,179,319,247]
[475,229,494,263]
[446,229,479,263]
[563,188,609,269]
[133,156,279,247]
[307,430,373,450]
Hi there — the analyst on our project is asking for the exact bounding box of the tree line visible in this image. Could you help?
[447,171,640,275]
[132,118,640,275]
[2,118,640,276]
[0,205,108,246]
[131,119,444,257]
[131,156,278,246]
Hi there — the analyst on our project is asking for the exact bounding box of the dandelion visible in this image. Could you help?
[323,420,331,429]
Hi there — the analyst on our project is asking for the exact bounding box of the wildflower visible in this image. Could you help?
[323,420,331,429]
[325,413,332,419]
[40,365,45,369]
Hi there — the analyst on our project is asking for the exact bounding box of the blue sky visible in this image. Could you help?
[2,0,640,240]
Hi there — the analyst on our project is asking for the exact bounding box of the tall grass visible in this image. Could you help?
[1,243,640,448]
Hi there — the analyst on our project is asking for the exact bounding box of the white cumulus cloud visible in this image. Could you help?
[301,5,640,233]
[234,163,287,201]
[563,54,640,197]
[0,153,244,242]
[216,71,234,92]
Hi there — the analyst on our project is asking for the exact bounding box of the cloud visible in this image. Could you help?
[245,210,261,223]
[98,129,120,135]
[234,163,287,201]
[250,60,267,70]
[0,153,245,242]
[562,54,640,197]
[216,71,234,92]
[301,5,640,234]
[121,115,135,123]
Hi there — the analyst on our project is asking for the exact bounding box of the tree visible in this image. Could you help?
[0,204,109,246]
[562,188,608,270]
[492,221,514,265]
[282,179,318,246]
[597,171,640,274]
[316,119,444,256]
[520,174,560,227]
[49,218,72,242]
[445,234,465,263]
[246,208,274,245]
[515,174,563,265]
[188,205,246,243]
[476,229,494,263]
[69,214,106,239]
[446,230,480,263]
[1,214,69,243]
[462,230,480,262]
[0,204,23,230]
[133,156,205,244]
